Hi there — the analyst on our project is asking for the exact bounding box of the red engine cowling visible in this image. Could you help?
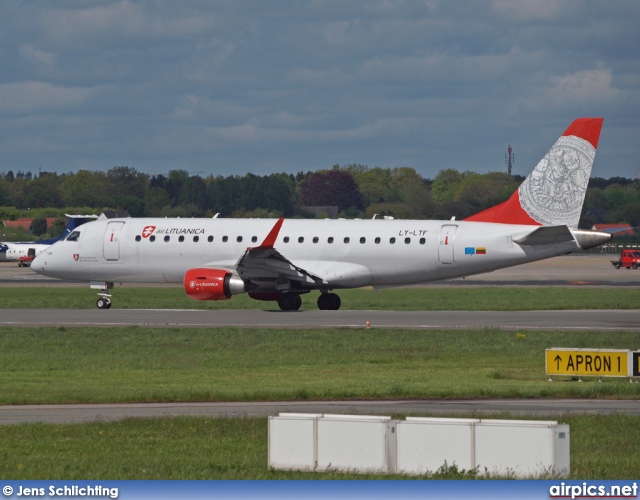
[183,268,246,301]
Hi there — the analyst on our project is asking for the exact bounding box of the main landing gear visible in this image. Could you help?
[276,291,342,311]
[317,292,341,311]
[277,292,303,311]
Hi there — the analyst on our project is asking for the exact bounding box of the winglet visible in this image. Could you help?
[256,218,284,249]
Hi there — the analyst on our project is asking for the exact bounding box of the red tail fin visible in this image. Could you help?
[465,118,603,228]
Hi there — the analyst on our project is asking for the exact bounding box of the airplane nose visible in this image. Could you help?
[31,254,45,274]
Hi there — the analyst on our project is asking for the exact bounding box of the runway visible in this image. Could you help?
[1,308,639,330]
[1,399,639,425]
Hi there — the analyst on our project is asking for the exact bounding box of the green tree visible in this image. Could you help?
[59,170,108,207]
[344,165,392,206]
[431,169,467,204]
[114,195,145,217]
[24,174,63,208]
[107,166,148,200]
[166,170,190,206]
[31,218,48,236]
[263,174,295,215]
[180,175,206,208]
[299,170,363,212]
[144,187,171,215]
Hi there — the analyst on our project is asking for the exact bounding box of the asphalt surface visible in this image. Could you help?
[1,308,640,330]
[1,399,639,425]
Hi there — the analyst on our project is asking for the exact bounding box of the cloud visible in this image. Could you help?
[0,82,94,114]
[490,0,564,22]
[19,45,57,66]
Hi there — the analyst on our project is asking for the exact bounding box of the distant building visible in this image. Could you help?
[2,218,56,233]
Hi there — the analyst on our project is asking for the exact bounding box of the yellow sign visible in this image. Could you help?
[546,348,629,377]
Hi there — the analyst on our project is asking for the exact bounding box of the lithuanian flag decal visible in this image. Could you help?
[476,247,486,255]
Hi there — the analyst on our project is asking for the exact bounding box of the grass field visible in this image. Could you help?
[1,414,638,479]
[2,285,640,310]
[2,285,638,481]
[1,327,638,404]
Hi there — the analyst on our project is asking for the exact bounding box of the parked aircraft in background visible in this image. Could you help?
[0,215,98,262]
[32,118,611,310]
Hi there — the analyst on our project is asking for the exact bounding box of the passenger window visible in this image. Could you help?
[208,235,213,242]
[179,236,185,242]
[313,237,319,243]
[284,236,290,243]
[150,235,156,242]
[66,231,81,242]
[390,237,396,244]
[298,236,304,243]
[193,236,199,242]
[164,235,170,242]
[360,237,366,244]
[375,237,381,244]
[237,236,243,242]
[222,236,228,242]
[252,236,257,243]
[405,237,411,244]
[135,235,141,242]
[419,237,426,245]
[344,237,350,244]
[328,237,334,244]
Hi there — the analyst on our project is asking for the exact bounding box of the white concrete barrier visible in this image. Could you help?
[396,417,479,475]
[475,419,570,477]
[316,414,394,473]
[268,414,570,478]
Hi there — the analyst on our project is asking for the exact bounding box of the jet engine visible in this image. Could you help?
[183,268,246,301]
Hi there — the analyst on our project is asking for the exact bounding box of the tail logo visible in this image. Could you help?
[73,254,79,261]
[518,135,595,227]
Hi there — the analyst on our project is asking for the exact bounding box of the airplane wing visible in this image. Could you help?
[233,218,325,287]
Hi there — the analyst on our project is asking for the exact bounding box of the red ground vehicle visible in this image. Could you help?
[611,250,640,269]
[18,255,34,267]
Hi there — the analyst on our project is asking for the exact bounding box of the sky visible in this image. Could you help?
[1,0,639,180]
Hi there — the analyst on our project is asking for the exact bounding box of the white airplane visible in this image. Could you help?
[32,118,612,310]
[0,215,98,263]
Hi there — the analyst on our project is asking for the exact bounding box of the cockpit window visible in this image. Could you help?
[66,231,81,242]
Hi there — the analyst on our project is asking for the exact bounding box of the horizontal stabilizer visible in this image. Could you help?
[513,225,574,246]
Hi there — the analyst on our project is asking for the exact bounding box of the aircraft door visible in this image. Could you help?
[103,221,125,261]
[438,224,457,264]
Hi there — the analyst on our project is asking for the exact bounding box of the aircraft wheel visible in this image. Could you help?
[327,293,341,310]
[317,293,331,310]
[105,299,112,309]
[96,297,107,309]
[278,292,301,311]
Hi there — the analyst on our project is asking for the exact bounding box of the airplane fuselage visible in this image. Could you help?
[33,217,581,288]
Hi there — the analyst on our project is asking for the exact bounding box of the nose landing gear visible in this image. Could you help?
[96,296,112,309]
[91,281,114,309]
